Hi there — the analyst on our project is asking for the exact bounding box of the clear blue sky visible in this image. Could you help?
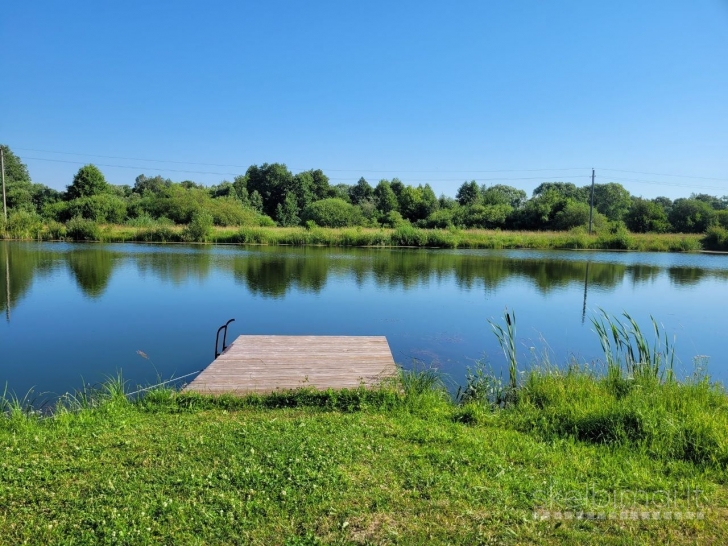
[2,0,727,199]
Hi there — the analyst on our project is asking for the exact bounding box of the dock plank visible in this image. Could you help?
[183,335,397,395]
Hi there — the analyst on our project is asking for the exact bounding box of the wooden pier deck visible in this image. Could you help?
[183,335,397,395]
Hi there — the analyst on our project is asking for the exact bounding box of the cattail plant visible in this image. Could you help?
[489,308,518,399]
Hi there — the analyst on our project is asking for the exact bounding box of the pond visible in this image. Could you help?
[1,241,726,401]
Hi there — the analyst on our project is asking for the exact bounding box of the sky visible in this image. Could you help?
[2,0,727,199]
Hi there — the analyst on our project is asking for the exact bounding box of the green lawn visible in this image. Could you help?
[1,370,726,545]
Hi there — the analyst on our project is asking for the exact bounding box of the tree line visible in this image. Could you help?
[2,144,727,234]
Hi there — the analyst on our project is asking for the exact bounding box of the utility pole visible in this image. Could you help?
[588,168,595,234]
[1,147,6,222]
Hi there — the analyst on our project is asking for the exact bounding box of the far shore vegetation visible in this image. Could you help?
[2,310,727,544]
[3,144,728,251]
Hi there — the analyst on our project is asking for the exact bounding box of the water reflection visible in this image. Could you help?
[3,242,728,316]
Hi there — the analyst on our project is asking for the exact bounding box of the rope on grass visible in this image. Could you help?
[125,370,204,398]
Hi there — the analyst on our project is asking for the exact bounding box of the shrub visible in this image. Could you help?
[702,225,728,251]
[5,210,43,239]
[44,220,67,240]
[208,198,264,226]
[136,226,179,242]
[125,213,158,228]
[380,210,407,228]
[61,194,128,223]
[421,209,454,229]
[183,210,213,242]
[66,216,101,241]
[42,200,72,222]
[390,225,426,246]
[302,198,363,227]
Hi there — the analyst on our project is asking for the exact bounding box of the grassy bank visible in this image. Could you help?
[2,311,727,544]
[1,368,726,544]
[1,221,706,252]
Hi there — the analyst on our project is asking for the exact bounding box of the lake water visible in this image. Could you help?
[1,241,727,401]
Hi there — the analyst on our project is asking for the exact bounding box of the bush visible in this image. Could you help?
[208,198,264,226]
[702,225,728,251]
[66,216,101,241]
[302,198,363,227]
[596,222,633,249]
[44,220,67,240]
[380,210,407,228]
[60,194,128,223]
[42,200,72,222]
[183,210,213,242]
[136,226,179,242]
[5,210,43,239]
[390,225,426,246]
[258,215,276,227]
[455,203,512,229]
[125,213,159,228]
[421,209,454,229]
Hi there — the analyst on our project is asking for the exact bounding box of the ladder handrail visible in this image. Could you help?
[214,318,236,358]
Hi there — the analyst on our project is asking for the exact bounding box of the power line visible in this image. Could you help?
[599,167,728,182]
[23,157,242,177]
[22,157,592,182]
[15,147,591,174]
[602,175,728,192]
[16,148,728,191]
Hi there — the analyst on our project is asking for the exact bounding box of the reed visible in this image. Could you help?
[489,308,518,396]
[591,309,675,380]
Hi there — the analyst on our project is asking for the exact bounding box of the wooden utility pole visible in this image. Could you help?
[588,168,595,234]
[1,148,6,222]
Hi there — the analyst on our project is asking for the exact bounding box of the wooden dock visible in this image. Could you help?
[183,335,397,395]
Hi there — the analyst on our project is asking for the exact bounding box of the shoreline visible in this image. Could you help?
[0,225,710,253]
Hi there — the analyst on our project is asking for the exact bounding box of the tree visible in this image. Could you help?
[349,177,374,205]
[668,198,716,233]
[516,188,568,229]
[329,184,352,203]
[691,193,728,211]
[456,181,479,206]
[306,169,331,201]
[244,163,295,218]
[249,190,264,213]
[133,174,171,195]
[552,201,593,230]
[0,145,35,212]
[276,192,300,226]
[67,165,108,200]
[455,204,512,228]
[481,184,527,208]
[0,145,30,184]
[290,171,316,211]
[533,182,586,202]
[625,198,670,233]
[389,179,405,200]
[438,194,457,209]
[373,180,398,214]
[209,180,235,199]
[591,183,632,221]
[418,184,439,219]
[232,175,248,202]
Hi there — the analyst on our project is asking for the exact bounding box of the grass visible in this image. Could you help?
[1,312,728,544]
[0,222,708,252]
